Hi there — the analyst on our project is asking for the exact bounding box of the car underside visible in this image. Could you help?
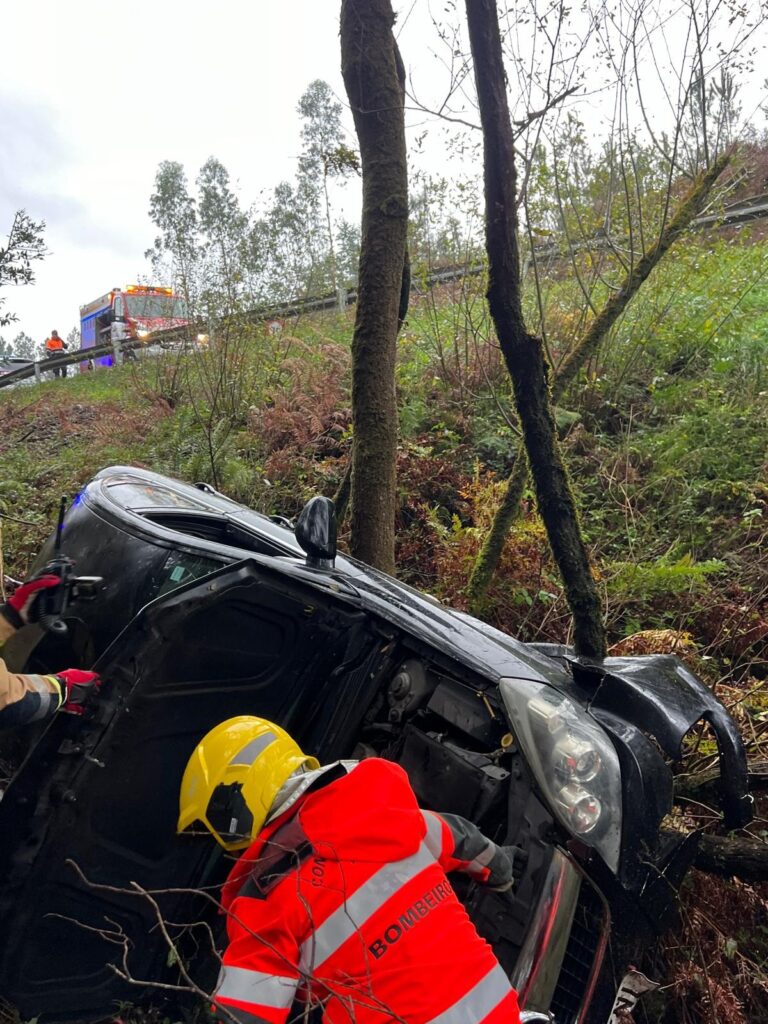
[0,469,751,1024]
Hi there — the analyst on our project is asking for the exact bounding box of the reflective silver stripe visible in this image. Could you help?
[422,810,444,859]
[467,840,497,874]
[300,840,436,971]
[425,963,513,1024]
[27,676,60,721]
[216,964,297,1009]
[29,674,57,696]
[237,732,278,765]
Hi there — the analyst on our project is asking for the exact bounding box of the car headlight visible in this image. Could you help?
[197,333,209,344]
[137,329,150,340]
[500,678,622,871]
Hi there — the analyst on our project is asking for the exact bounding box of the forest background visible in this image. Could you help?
[2,0,768,1019]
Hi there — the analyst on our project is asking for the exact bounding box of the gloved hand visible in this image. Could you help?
[1,574,61,628]
[52,669,101,714]
[486,844,529,892]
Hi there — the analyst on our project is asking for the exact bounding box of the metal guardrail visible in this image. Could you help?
[2,195,767,392]
[0,263,482,391]
[0,325,201,389]
[0,337,150,389]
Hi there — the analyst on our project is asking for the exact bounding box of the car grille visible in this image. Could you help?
[549,880,605,1024]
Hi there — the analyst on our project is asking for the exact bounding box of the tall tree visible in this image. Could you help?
[298,81,360,296]
[147,162,200,308]
[341,0,409,574]
[467,153,731,607]
[11,331,37,360]
[464,0,606,658]
[0,211,46,328]
[66,326,80,353]
[197,156,248,312]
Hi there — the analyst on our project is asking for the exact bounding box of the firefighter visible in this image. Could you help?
[0,574,100,728]
[43,329,68,377]
[179,716,524,1024]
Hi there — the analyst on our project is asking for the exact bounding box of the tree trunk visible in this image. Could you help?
[694,834,768,882]
[464,0,606,658]
[331,246,410,532]
[467,152,731,608]
[341,0,408,574]
[467,452,529,608]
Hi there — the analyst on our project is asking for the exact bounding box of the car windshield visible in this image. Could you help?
[126,295,188,319]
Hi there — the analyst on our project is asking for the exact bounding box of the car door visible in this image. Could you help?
[0,559,382,1023]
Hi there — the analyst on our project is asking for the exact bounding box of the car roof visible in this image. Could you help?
[89,465,302,554]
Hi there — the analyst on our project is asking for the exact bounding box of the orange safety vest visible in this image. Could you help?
[217,759,520,1024]
[45,336,64,352]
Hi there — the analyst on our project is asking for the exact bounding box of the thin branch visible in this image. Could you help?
[512,85,580,133]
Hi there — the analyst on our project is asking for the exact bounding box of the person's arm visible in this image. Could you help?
[214,894,301,1024]
[0,577,100,728]
[0,664,100,728]
[0,660,63,727]
[422,809,526,891]
[0,611,15,649]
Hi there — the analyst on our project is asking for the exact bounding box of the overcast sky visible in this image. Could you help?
[2,1,766,347]
[0,1,392,344]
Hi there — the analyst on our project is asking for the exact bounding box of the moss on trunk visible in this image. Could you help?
[465,0,605,658]
[467,144,731,608]
[341,0,408,574]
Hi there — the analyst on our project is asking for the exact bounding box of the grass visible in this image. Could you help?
[1,237,768,1022]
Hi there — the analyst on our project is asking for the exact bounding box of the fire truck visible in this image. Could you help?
[79,285,191,366]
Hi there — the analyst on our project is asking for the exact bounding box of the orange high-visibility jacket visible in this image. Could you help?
[216,758,521,1024]
[44,336,64,352]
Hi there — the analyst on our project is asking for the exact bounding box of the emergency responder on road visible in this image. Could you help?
[179,716,524,1024]
[43,329,68,377]
[0,573,100,728]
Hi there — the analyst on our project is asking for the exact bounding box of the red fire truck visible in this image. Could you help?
[79,285,192,366]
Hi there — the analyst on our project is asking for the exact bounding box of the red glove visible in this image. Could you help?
[2,574,61,628]
[52,669,101,714]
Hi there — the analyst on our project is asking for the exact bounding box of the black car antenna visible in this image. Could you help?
[37,496,103,635]
[53,495,67,553]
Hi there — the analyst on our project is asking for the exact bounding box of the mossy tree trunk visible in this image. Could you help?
[333,247,410,531]
[464,0,606,658]
[341,0,408,574]
[467,149,731,609]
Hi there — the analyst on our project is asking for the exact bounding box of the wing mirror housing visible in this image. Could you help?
[295,496,337,570]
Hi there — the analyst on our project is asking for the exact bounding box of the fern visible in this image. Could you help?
[606,554,725,602]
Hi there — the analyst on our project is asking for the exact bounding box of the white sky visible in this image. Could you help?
[2,1,766,346]
[0,1,376,343]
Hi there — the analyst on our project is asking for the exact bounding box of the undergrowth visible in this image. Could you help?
[1,236,767,1020]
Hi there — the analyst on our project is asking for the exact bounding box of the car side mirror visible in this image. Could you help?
[295,496,337,570]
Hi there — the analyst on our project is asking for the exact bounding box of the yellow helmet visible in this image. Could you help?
[178,716,320,851]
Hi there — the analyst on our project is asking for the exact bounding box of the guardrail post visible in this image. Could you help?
[337,286,347,312]
[33,362,42,383]
[111,339,122,365]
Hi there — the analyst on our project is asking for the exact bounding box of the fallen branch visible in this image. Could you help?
[694,834,768,882]
[675,761,768,806]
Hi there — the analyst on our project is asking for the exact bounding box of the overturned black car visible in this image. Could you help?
[0,467,752,1024]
